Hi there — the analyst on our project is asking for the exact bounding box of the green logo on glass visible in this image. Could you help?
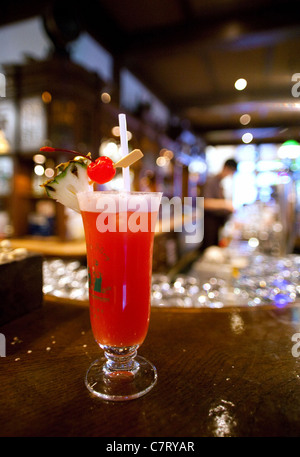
[88,265,110,301]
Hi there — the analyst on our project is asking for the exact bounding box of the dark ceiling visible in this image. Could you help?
[2,0,300,145]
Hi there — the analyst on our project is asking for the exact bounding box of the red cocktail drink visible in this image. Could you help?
[77,191,162,401]
[81,209,155,347]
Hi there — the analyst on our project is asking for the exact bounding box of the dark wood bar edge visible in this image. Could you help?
[1,296,300,437]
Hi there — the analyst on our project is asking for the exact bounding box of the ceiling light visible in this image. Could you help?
[234,78,247,91]
[33,153,46,164]
[41,91,52,104]
[239,114,251,125]
[45,168,55,178]
[242,132,253,144]
[156,156,168,167]
[99,140,120,161]
[111,126,120,136]
[111,126,132,140]
[163,149,174,159]
[34,165,44,176]
[101,92,111,103]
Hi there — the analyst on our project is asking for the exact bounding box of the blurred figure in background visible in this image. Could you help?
[200,158,238,252]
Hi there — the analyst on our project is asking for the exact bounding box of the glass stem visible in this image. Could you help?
[101,345,139,376]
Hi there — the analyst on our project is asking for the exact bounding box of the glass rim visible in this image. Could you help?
[77,190,163,197]
[77,190,163,212]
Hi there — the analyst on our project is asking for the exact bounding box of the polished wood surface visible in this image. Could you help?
[1,298,300,437]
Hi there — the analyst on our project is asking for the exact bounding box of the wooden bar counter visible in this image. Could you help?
[1,297,300,437]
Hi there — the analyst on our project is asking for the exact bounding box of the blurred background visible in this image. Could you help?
[0,0,300,282]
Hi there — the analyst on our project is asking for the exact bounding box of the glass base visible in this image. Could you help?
[85,354,157,401]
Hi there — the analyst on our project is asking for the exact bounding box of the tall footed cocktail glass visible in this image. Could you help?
[77,190,162,401]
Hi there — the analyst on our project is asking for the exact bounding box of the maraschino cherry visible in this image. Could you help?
[87,156,115,184]
[40,147,116,185]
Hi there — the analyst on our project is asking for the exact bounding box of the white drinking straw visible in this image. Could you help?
[118,113,130,192]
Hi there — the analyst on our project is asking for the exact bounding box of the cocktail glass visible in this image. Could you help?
[77,190,162,401]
